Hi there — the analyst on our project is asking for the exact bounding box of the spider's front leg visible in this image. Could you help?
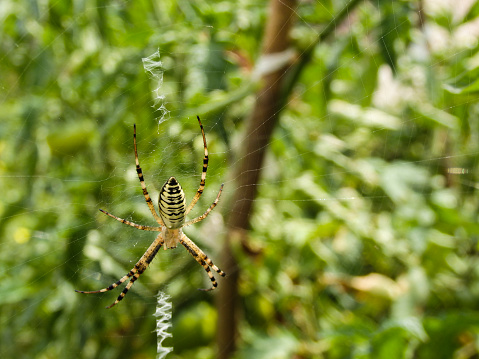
[180,233,226,291]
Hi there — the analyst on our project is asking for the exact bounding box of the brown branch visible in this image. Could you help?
[216,1,297,358]
[216,0,365,357]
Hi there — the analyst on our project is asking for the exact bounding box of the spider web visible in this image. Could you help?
[1,0,479,358]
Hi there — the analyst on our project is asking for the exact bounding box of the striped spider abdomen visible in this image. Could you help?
[159,176,187,229]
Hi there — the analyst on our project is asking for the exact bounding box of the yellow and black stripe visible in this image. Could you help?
[99,209,162,231]
[76,233,165,308]
[159,176,187,229]
[133,124,164,226]
[185,116,209,215]
[180,234,226,291]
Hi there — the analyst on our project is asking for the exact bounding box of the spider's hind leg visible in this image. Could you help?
[105,271,142,309]
[75,267,142,308]
[76,233,165,308]
[180,234,226,291]
[75,270,136,294]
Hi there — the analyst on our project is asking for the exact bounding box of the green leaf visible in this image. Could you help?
[444,67,479,94]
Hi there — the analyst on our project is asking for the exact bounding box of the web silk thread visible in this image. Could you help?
[142,49,170,126]
[154,291,173,359]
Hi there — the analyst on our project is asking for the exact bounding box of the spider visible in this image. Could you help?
[75,116,225,308]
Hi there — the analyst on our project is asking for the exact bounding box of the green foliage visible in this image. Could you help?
[1,0,479,358]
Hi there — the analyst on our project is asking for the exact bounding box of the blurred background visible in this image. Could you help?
[2,0,479,358]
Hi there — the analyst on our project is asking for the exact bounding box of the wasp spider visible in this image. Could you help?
[75,116,225,308]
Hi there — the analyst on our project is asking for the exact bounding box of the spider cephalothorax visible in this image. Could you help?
[75,116,225,308]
